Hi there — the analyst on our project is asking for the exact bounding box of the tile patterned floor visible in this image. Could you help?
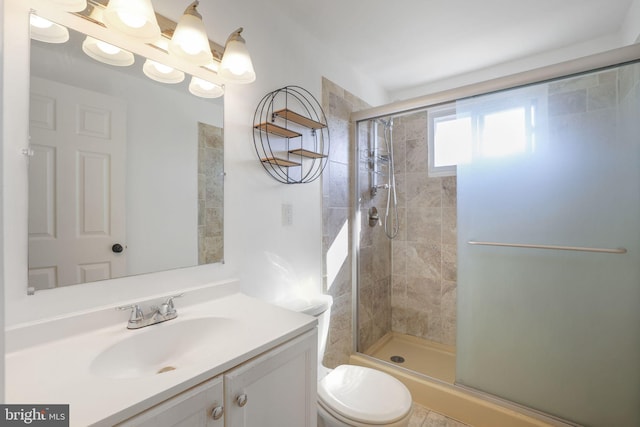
[409,403,471,427]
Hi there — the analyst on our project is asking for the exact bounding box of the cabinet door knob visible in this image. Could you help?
[211,405,224,420]
[236,393,248,407]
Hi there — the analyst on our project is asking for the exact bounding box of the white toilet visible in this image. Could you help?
[290,295,413,427]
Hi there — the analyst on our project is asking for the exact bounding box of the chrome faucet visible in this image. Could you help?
[118,294,184,329]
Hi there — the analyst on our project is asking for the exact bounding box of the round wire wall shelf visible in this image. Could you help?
[253,86,330,184]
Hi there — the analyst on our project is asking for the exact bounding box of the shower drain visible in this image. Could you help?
[390,355,405,363]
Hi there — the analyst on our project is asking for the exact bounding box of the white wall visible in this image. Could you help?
[622,0,640,44]
[2,0,386,326]
[390,0,640,102]
[390,33,623,101]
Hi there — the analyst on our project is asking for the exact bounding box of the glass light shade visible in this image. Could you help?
[50,0,87,12]
[189,77,224,98]
[169,2,213,66]
[82,36,135,67]
[30,15,69,44]
[103,0,161,43]
[143,59,185,84]
[219,29,255,83]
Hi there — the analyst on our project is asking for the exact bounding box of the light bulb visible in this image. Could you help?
[96,41,121,55]
[194,78,215,90]
[117,10,146,29]
[168,2,213,66]
[103,0,161,43]
[225,52,249,76]
[189,76,224,98]
[219,28,255,83]
[151,61,174,74]
[143,59,185,84]
[176,28,205,55]
[30,14,69,44]
[30,15,54,29]
[82,36,134,67]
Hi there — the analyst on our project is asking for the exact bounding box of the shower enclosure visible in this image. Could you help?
[353,59,640,427]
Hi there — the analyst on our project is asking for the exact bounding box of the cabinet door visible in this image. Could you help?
[117,375,224,427]
[224,329,317,427]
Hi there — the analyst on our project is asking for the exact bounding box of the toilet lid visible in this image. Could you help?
[318,365,412,424]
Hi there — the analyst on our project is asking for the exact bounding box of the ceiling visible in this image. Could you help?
[269,0,637,97]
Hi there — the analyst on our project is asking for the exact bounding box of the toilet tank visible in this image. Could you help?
[278,294,333,366]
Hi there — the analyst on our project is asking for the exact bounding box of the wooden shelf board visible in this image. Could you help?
[254,123,302,138]
[273,109,326,130]
[261,157,301,167]
[288,148,327,159]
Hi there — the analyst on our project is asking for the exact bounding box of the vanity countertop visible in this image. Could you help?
[5,289,316,426]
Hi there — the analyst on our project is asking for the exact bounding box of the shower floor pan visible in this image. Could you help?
[365,332,456,383]
[354,332,572,427]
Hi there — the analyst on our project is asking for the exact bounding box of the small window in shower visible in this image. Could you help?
[428,105,472,176]
[481,107,529,158]
[428,94,538,177]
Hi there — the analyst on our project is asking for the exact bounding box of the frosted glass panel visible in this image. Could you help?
[456,64,640,427]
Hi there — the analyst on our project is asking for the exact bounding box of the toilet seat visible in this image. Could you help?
[318,365,412,425]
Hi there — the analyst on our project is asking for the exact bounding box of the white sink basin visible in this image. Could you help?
[90,317,241,379]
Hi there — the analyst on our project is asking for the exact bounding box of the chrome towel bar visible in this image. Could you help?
[467,241,627,254]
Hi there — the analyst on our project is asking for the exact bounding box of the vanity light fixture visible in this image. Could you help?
[143,59,186,84]
[29,15,70,44]
[103,0,161,43]
[45,0,256,94]
[169,1,214,66]
[219,28,256,83]
[50,0,87,12]
[82,36,135,67]
[189,77,224,98]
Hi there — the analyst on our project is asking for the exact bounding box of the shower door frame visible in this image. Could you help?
[352,45,640,124]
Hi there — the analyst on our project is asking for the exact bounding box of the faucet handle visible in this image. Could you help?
[117,304,144,324]
[164,294,184,315]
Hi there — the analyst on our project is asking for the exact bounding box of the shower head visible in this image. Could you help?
[376,117,394,129]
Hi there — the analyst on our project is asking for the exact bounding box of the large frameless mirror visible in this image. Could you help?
[27,21,224,293]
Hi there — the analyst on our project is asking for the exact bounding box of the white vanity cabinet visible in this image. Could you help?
[117,376,225,427]
[117,330,317,427]
[224,329,317,427]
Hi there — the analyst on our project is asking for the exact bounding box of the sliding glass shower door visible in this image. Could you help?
[456,63,640,426]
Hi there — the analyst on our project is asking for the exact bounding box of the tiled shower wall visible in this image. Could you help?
[198,122,224,265]
[390,113,457,347]
[355,112,459,350]
[321,77,371,367]
[321,77,459,359]
[357,121,392,352]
